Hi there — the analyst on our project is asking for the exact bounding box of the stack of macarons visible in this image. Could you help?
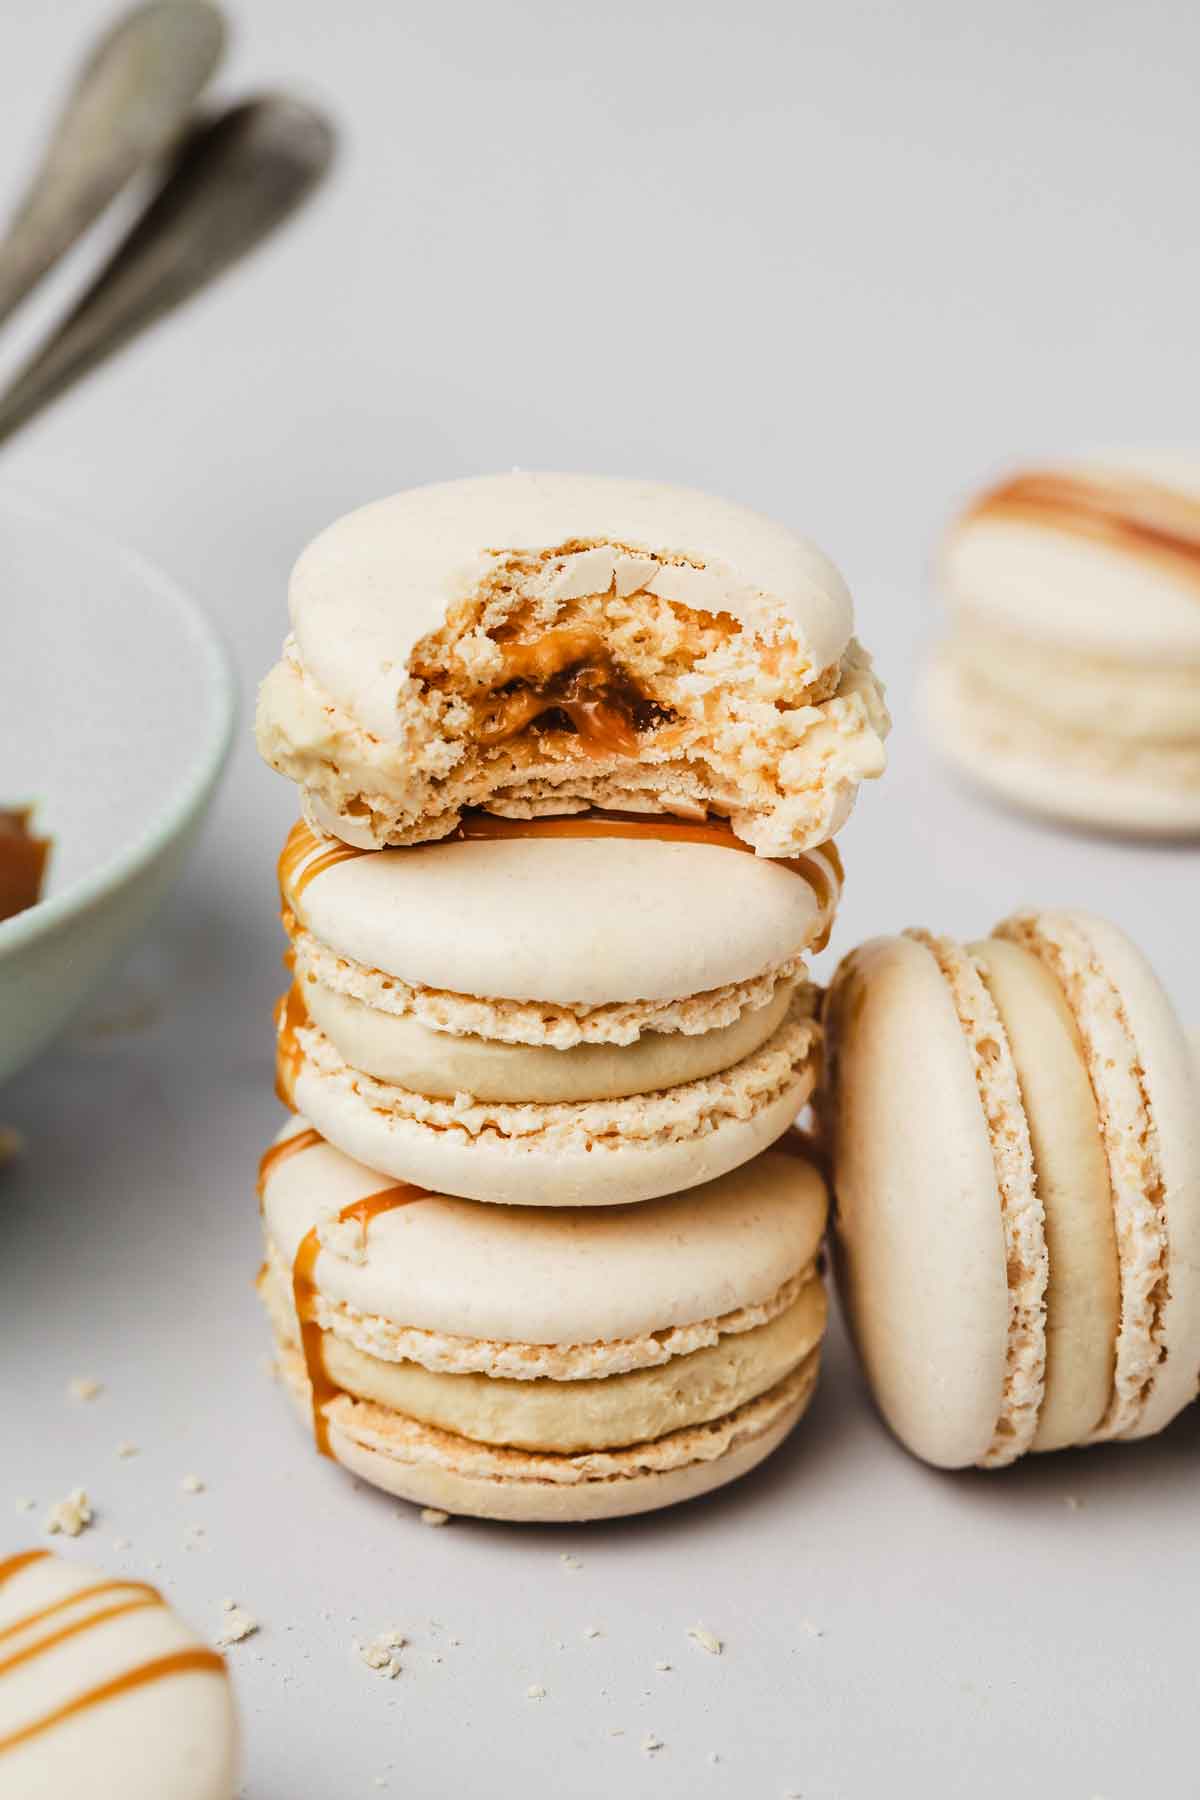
[254,472,889,1520]
[925,452,1200,837]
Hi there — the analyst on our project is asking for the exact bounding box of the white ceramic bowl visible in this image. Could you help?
[0,490,235,1084]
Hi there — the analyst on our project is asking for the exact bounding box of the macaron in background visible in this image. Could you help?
[256,471,890,857]
[924,452,1200,836]
[257,1119,828,1522]
[822,908,1200,1470]
[275,811,838,1205]
[0,1550,237,1797]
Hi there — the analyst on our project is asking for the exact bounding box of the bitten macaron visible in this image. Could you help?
[257,471,889,856]
[257,1118,828,1522]
[276,811,837,1205]
[824,908,1200,1468]
[0,1550,237,1797]
[925,453,1200,835]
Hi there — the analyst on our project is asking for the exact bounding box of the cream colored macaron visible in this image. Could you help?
[256,472,889,857]
[276,812,833,1206]
[823,909,1200,1469]
[0,1550,236,1797]
[257,1117,828,1522]
[925,454,1200,836]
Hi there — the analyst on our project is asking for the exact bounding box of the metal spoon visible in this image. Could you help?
[0,0,227,331]
[0,95,336,448]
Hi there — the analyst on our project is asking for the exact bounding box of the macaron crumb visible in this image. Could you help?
[654,1660,671,1673]
[180,1473,206,1494]
[111,1536,131,1552]
[687,1625,723,1656]
[116,1441,139,1459]
[526,1683,547,1700]
[560,1553,583,1572]
[708,1752,720,1765]
[45,1487,92,1537]
[642,1733,664,1756]
[419,1507,450,1526]
[799,1618,824,1638]
[67,1376,102,1403]
[14,1496,35,1513]
[357,1629,404,1677]
[583,1625,602,1640]
[216,1600,259,1648]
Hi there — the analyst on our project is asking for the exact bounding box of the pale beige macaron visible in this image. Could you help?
[823,908,1200,1469]
[925,452,1200,836]
[256,471,889,857]
[0,1550,237,1797]
[257,1117,828,1522]
[275,810,836,1205]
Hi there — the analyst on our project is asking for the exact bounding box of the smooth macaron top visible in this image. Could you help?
[944,450,1200,661]
[288,472,855,737]
[0,1549,236,1799]
[260,1118,826,1345]
[283,827,827,1005]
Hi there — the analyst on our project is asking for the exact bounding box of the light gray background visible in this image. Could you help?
[1,2,1197,1796]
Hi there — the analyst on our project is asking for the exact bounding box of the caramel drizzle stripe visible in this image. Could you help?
[0,1649,225,1759]
[277,820,370,919]
[257,1124,323,1205]
[292,1183,431,1457]
[0,1594,162,1680]
[0,1550,48,1589]
[967,470,1200,585]
[0,1579,160,1649]
[273,982,313,1115]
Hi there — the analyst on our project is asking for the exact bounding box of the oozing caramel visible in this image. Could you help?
[473,626,670,758]
[274,984,312,1110]
[292,1182,432,1455]
[966,469,1200,589]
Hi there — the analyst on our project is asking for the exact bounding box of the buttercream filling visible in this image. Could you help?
[276,1346,820,1482]
[266,1278,824,1453]
[302,975,796,1103]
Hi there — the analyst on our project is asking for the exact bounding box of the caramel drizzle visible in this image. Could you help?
[292,1183,432,1456]
[274,982,312,1111]
[0,1550,48,1589]
[257,1125,324,1212]
[0,1594,162,1680]
[0,1578,160,1649]
[278,818,370,917]
[966,469,1200,589]
[0,1649,225,1759]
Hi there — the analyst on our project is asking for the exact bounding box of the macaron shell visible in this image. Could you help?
[289,472,855,738]
[304,976,795,1103]
[0,1553,236,1799]
[261,1119,828,1344]
[290,1051,813,1207]
[1001,910,1200,1439]
[970,938,1119,1450]
[922,653,1200,838]
[290,834,822,1006]
[825,936,1009,1469]
[283,1359,815,1523]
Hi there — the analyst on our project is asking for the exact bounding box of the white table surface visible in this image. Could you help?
[2,2,1197,1795]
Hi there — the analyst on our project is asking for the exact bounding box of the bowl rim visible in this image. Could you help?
[0,485,237,956]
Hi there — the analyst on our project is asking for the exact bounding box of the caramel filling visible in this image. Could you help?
[470,626,673,759]
[0,807,50,924]
[965,469,1200,590]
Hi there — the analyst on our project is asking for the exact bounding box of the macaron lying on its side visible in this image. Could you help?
[256,471,889,857]
[257,1119,828,1522]
[823,908,1200,1469]
[276,814,837,1205]
[0,1550,237,1797]
[925,453,1200,836]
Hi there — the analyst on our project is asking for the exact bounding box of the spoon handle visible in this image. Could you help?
[0,96,336,449]
[0,0,226,331]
